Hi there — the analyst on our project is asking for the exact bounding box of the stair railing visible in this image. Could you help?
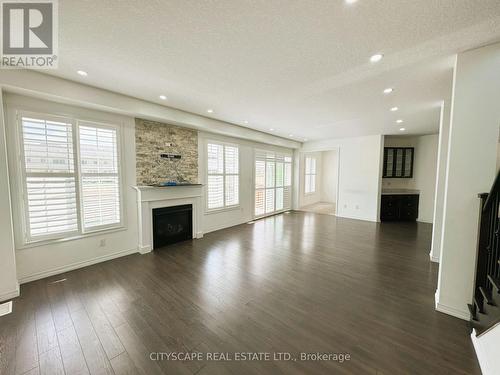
[471,170,500,328]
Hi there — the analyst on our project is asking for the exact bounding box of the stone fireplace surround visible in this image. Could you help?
[133,185,203,253]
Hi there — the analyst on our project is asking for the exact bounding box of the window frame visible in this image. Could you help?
[205,140,240,213]
[254,149,293,218]
[304,156,317,194]
[15,109,125,246]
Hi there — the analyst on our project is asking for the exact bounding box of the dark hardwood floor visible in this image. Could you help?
[0,211,480,374]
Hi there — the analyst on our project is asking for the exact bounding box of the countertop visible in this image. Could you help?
[381,189,420,195]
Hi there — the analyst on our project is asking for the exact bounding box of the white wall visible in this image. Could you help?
[415,135,439,223]
[198,132,294,234]
[430,101,452,263]
[382,135,438,223]
[471,324,500,375]
[4,94,139,283]
[302,135,384,222]
[321,150,338,204]
[298,151,323,207]
[436,42,500,320]
[0,90,19,301]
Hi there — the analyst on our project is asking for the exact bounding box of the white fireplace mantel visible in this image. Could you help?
[133,185,204,254]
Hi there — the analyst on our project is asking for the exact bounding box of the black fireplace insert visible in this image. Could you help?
[152,204,193,249]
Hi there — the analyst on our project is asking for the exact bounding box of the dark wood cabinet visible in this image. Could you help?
[381,194,419,221]
[383,147,414,178]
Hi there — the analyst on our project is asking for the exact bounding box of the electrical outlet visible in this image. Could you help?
[99,239,106,247]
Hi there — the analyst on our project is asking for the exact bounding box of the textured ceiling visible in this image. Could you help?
[46,0,500,141]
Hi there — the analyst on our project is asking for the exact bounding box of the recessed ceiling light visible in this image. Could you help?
[383,88,394,94]
[390,107,399,112]
[269,128,275,131]
[396,119,404,123]
[370,54,383,63]
[207,109,214,113]
[399,127,406,131]
[77,70,88,77]
[159,95,167,100]
[345,0,358,4]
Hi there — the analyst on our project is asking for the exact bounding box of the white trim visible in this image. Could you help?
[138,245,152,254]
[429,251,440,263]
[435,300,470,321]
[471,329,492,375]
[0,284,20,302]
[18,247,138,284]
[335,213,379,223]
[16,226,127,250]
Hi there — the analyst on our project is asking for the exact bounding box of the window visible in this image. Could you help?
[305,156,316,194]
[18,112,122,243]
[255,150,292,216]
[207,142,239,210]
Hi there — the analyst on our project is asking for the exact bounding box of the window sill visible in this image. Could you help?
[205,205,241,215]
[17,226,127,251]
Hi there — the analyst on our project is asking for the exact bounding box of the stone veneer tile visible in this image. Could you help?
[135,118,198,185]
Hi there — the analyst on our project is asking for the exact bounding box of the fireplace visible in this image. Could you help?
[152,204,193,249]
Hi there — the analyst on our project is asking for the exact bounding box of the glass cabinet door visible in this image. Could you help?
[395,149,403,177]
[404,148,413,177]
[386,149,394,177]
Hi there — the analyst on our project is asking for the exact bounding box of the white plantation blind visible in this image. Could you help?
[305,156,316,194]
[207,142,239,210]
[21,116,78,239]
[18,113,123,243]
[255,150,292,216]
[79,123,121,230]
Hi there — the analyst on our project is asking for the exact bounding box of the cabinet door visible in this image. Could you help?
[403,149,413,177]
[399,195,419,220]
[384,148,395,177]
[381,195,399,221]
[394,149,403,177]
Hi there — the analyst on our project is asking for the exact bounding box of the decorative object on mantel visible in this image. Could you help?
[135,118,198,185]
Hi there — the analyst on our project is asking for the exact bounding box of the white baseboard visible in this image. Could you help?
[471,329,491,375]
[196,231,204,239]
[138,245,152,254]
[0,283,20,302]
[335,213,378,222]
[429,251,440,263]
[18,248,138,284]
[435,301,470,321]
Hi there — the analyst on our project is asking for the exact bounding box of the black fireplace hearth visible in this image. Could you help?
[152,204,192,249]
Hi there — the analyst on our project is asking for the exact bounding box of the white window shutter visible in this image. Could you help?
[79,124,121,230]
[255,149,292,217]
[21,116,78,239]
[207,142,239,209]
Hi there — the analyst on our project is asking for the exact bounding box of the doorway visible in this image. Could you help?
[297,149,339,216]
